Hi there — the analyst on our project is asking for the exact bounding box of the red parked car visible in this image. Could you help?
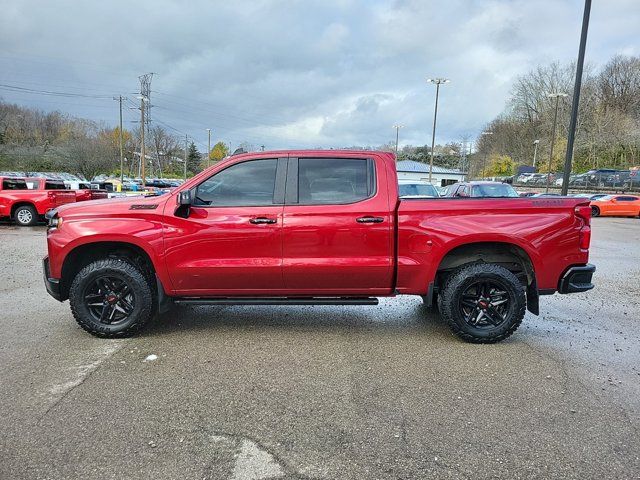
[43,150,595,343]
[0,176,76,226]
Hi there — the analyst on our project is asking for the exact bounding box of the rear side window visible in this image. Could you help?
[616,196,639,202]
[44,181,67,190]
[2,179,28,190]
[297,158,374,204]
[194,159,278,206]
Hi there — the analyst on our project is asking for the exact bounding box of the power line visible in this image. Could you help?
[0,83,113,99]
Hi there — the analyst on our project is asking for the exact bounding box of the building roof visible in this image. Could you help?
[396,160,465,175]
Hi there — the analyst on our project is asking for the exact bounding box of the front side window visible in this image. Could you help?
[298,158,372,204]
[194,159,278,206]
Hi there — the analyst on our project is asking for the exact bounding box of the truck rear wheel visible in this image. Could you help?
[439,263,526,343]
[14,205,38,226]
[69,258,154,338]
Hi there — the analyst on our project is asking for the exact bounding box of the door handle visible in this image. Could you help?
[356,216,384,224]
[249,217,277,224]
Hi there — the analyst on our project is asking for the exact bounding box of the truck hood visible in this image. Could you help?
[55,194,170,218]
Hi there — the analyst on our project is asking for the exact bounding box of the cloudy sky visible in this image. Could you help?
[0,0,638,152]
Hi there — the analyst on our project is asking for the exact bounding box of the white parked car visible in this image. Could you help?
[398,180,440,198]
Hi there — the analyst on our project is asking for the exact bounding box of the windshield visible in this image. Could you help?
[471,184,519,198]
[398,183,439,197]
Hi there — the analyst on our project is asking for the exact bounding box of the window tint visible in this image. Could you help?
[194,159,277,206]
[45,181,67,190]
[298,158,372,204]
[616,196,638,202]
[2,179,28,190]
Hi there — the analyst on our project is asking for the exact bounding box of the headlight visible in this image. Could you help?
[45,210,62,229]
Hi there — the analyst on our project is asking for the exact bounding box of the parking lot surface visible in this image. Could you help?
[0,218,639,479]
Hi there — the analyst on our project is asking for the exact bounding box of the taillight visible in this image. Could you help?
[579,226,591,250]
[574,204,591,226]
[575,204,592,250]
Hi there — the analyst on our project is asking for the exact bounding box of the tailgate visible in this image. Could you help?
[52,191,77,206]
[90,190,109,200]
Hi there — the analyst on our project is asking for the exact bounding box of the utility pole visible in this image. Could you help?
[206,128,211,168]
[562,0,592,196]
[140,95,146,186]
[184,134,188,181]
[480,131,493,179]
[546,93,568,193]
[114,95,126,184]
[427,78,450,184]
[137,73,153,187]
[393,124,403,156]
[532,139,540,168]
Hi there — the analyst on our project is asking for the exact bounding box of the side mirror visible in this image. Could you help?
[178,190,192,206]
[175,190,192,218]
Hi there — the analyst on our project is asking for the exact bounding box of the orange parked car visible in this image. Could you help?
[590,195,640,218]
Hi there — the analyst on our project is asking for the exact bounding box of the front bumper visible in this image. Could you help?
[558,263,596,294]
[43,256,63,301]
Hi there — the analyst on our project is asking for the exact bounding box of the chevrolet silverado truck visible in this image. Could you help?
[43,150,595,343]
[0,176,76,226]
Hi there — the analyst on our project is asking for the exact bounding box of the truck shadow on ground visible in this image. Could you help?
[141,301,460,341]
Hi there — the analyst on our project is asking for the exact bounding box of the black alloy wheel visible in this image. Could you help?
[458,280,511,328]
[84,275,135,325]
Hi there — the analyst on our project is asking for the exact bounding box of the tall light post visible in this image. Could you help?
[480,131,493,179]
[427,78,450,184]
[392,124,404,156]
[532,139,540,168]
[546,93,568,193]
[206,128,211,168]
[562,0,592,195]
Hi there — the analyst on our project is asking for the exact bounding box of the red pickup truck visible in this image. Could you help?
[43,150,595,343]
[0,176,76,226]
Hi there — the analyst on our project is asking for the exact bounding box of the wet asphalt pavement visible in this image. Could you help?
[0,218,639,479]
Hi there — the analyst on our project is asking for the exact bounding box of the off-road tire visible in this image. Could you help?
[69,258,154,338]
[14,205,38,226]
[591,206,600,217]
[439,263,526,344]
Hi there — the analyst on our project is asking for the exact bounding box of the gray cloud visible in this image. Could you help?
[0,0,638,151]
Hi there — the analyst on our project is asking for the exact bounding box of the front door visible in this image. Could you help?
[163,158,286,295]
[282,156,393,295]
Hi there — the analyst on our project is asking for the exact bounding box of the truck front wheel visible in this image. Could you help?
[69,258,154,338]
[439,263,526,343]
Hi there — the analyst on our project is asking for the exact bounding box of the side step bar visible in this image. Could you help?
[173,297,379,306]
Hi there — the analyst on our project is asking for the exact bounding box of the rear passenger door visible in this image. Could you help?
[282,156,393,294]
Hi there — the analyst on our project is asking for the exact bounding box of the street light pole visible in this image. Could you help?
[546,93,568,193]
[532,139,540,168]
[206,128,211,169]
[427,78,450,184]
[561,0,592,195]
[392,124,403,156]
